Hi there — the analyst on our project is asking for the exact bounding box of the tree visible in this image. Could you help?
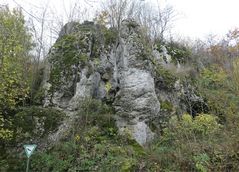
[100,0,176,41]
[205,28,239,70]
[0,6,33,140]
[101,0,129,30]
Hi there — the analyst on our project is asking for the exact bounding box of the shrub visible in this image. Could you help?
[199,65,227,89]
[155,65,177,90]
[165,113,221,141]
[13,106,65,142]
[193,114,221,136]
[160,100,173,112]
[165,41,192,64]
[149,113,221,171]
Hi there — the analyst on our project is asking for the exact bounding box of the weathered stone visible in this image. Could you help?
[111,20,160,145]
[42,20,161,145]
[42,20,205,146]
[116,116,154,145]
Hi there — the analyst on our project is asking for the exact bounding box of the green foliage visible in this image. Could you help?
[229,58,239,93]
[102,27,118,46]
[0,6,33,142]
[31,66,45,105]
[0,64,29,111]
[77,21,94,32]
[78,98,113,118]
[155,65,177,90]
[0,99,146,172]
[17,99,144,172]
[193,153,210,172]
[193,114,221,135]
[156,40,192,64]
[148,112,239,171]
[32,87,45,105]
[0,107,66,172]
[160,100,173,112]
[163,114,221,143]
[0,7,32,112]
[165,41,192,64]
[199,66,227,89]
[188,56,239,171]
[196,65,239,123]
[48,21,102,92]
[13,106,65,142]
[31,141,77,172]
[0,116,13,140]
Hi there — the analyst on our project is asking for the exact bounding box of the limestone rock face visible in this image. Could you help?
[112,21,160,144]
[114,69,160,119]
[43,20,160,145]
[42,20,204,145]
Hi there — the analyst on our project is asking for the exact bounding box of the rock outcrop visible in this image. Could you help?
[42,20,205,145]
[112,21,160,144]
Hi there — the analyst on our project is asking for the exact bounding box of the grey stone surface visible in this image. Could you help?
[42,20,204,145]
[43,20,161,145]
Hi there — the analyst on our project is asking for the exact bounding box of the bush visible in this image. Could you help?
[155,65,177,90]
[199,66,227,89]
[76,98,115,129]
[160,100,173,112]
[163,114,221,143]
[13,106,66,142]
[196,64,239,123]
[165,41,192,64]
[148,113,222,171]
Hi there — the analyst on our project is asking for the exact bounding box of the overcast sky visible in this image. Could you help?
[166,0,239,39]
[2,0,239,40]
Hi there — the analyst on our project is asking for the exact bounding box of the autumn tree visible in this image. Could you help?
[0,6,33,140]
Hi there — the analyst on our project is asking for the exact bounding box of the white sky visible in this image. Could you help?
[165,0,239,39]
[2,0,239,40]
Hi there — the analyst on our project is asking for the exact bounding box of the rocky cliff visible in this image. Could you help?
[42,20,205,145]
